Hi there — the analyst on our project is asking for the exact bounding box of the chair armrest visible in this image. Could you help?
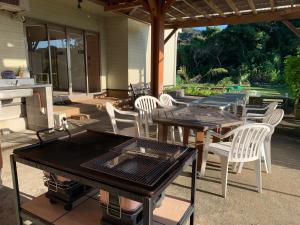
[114,118,139,124]
[174,100,189,107]
[206,130,224,139]
[114,108,138,117]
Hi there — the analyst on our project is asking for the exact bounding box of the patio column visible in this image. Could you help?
[148,0,165,97]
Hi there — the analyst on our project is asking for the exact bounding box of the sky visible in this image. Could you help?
[193,25,228,31]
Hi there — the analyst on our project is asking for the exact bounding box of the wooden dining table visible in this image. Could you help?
[152,106,243,172]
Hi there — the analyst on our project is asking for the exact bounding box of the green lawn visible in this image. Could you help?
[165,84,290,97]
[245,86,290,97]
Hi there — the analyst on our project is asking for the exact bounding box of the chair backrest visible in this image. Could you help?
[265,102,278,115]
[263,109,284,128]
[106,102,118,134]
[159,94,174,107]
[134,96,161,120]
[229,123,271,162]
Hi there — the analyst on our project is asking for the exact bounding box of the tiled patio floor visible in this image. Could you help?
[1,98,300,225]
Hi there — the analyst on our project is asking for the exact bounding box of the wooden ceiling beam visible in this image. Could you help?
[104,1,142,11]
[181,0,210,18]
[225,0,241,15]
[171,5,188,17]
[282,20,300,37]
[165,7,300,28]
[164,28,178,44]
[204,0,225,17]
[129,6,140,15]
[247,0,257,14]
[163,0,176,12]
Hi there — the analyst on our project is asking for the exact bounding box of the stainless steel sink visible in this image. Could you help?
[0,89,33,100]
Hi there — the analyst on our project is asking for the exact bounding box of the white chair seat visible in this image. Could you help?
[206,142,231,156]
[200,124,271,197]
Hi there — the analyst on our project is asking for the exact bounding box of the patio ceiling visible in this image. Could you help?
[94,0,300,29]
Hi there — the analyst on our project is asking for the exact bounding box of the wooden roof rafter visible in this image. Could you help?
[94,0,300,29]
[247,0,257,14]
[225,0,241,15]
[181,0,211,18]
[165,6,300,28]
[269,0,275,11]
[204,0,225,17]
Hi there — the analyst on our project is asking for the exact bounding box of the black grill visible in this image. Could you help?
[81,138,188,188]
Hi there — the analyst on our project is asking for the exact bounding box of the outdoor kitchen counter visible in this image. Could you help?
[11,129,197,225]
[0,83,51,90]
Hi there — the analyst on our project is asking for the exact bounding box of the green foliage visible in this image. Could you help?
[284,52,300,104]
[217,77,234,86]
[177,21,300,85]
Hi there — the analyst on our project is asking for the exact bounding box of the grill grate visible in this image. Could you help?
[81,138,189,188]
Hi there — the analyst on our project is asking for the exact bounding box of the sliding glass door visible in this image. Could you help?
[26,20,100,94]
[26,24,50,84]
[86,32,101,93]
[69,28,86,92]
[48,25,69,91]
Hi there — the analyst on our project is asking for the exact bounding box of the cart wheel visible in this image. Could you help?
[49,199,57,204]
[64,203,72,211]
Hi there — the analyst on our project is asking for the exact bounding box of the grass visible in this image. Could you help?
[245,86,289,97]
[165,83,290,97]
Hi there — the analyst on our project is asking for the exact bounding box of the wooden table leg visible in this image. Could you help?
[158,124,168,142]
[0,145,3,171]
[195,131,205,172]
[183,127,190,146]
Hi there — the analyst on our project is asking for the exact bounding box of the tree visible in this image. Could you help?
[284,52,300,108]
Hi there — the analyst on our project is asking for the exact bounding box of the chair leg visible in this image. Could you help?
[261,144,269,174]
[237,162,244,174]
[232,162,239,173]
[220,156,229,198]
[178,126,183,143]
[255,159,262,193]
[170,126,175,143]
[199,150,208,177]
[145,124,150,138]
[265,139,272,174]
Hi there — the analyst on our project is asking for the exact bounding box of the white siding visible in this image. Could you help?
[163,29,178,86]
[128,19,150,86]
[0,12,28,72]
[105,16,128,90]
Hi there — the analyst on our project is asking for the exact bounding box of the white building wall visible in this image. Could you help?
[128,19,150,86]
[163,29,178,86]
[0,12,28,72]
[105,16,128,90]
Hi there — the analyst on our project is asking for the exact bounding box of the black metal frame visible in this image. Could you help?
[10,146,197,225]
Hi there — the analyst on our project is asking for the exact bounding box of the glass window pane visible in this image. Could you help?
[49,25,69,91]
[69,28,86,92]
[26,25,50,84]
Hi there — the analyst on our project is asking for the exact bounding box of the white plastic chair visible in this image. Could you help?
[200,123,271,197]
[159,94,189,143]
[134,96,164,137]
[238,109,285,174]
[106,102,140,137]
[159,94,189,107]
[243,102,278,121]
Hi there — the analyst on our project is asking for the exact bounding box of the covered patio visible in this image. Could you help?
[0,97,300,225]
[1,0,300,225]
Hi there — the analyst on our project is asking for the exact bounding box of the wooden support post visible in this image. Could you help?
[150,8,165,97]
[164,28,178,44]
[282,20,300,38]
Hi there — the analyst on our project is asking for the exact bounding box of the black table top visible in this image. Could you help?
[13,130,195,197]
